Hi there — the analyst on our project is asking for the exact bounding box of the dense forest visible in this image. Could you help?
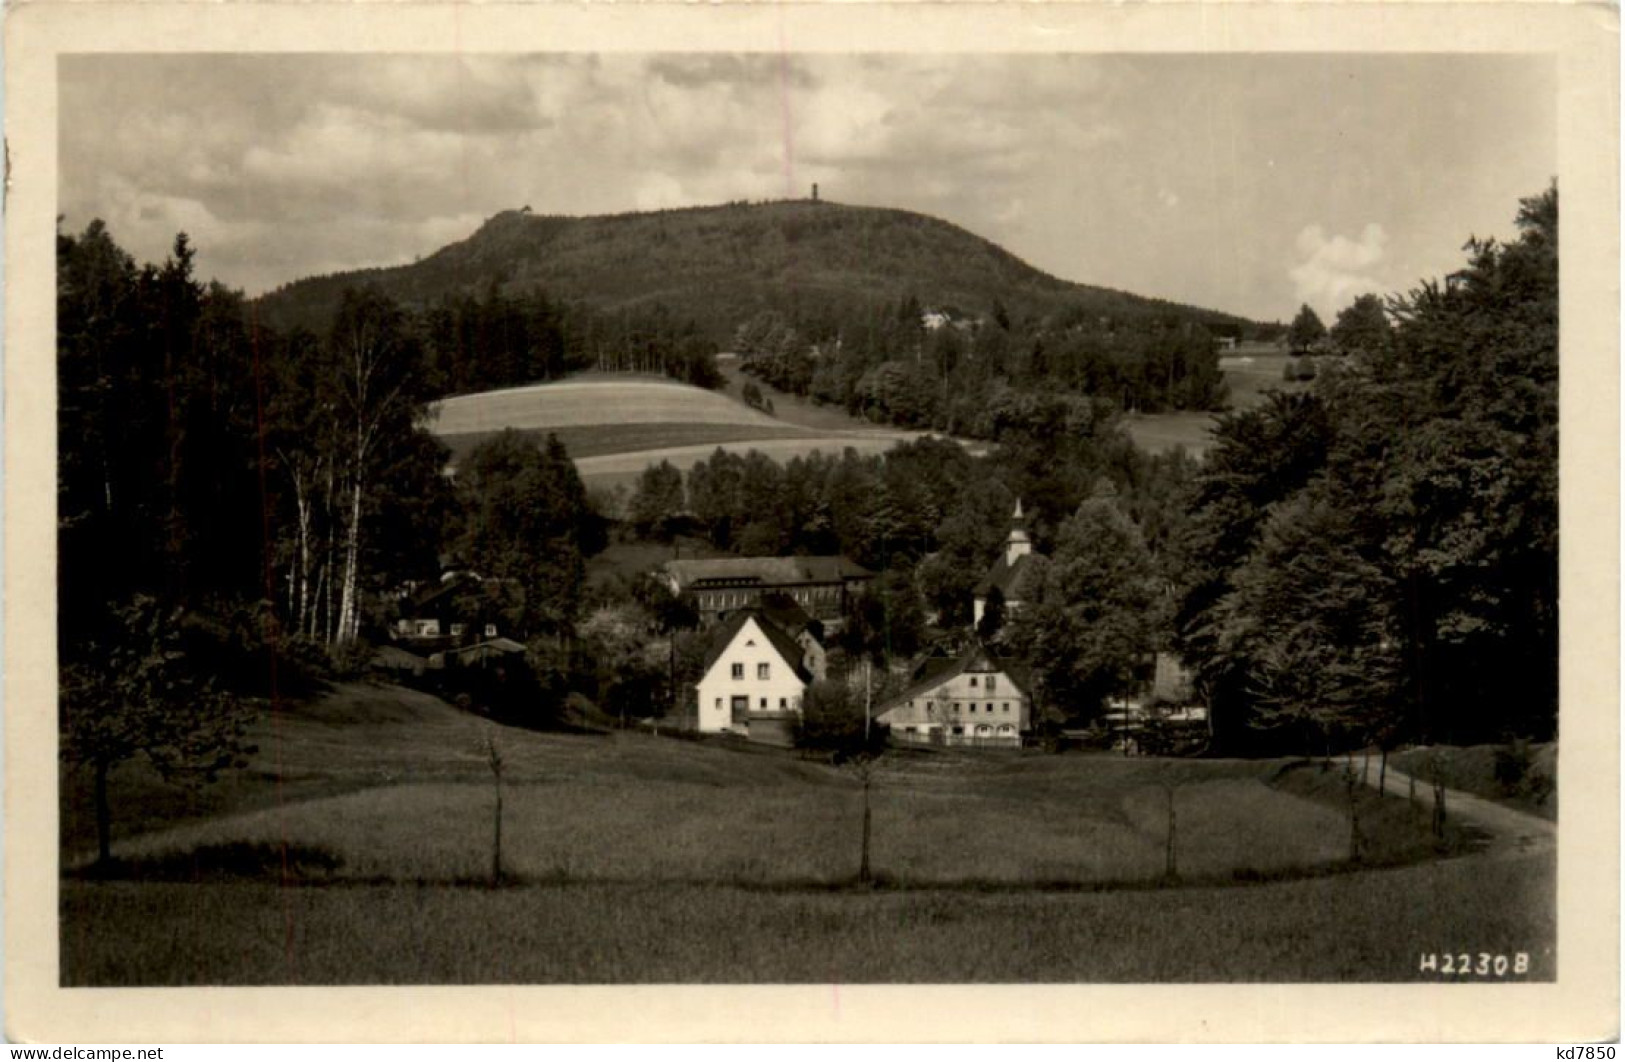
[731,293,1227,430]
[57,184,1557,839]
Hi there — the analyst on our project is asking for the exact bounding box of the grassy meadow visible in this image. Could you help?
[425,370,945,490]
[60,683,1556,984]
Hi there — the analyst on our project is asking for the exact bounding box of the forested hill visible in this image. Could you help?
[253,200,1258,342]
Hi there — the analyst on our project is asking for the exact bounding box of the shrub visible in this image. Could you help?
[792,681,888,760]
[327,637,377,679]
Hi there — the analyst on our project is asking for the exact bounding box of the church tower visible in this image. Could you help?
[1005,499,1032,567]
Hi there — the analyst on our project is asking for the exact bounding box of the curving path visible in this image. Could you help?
[1359,761,1555,856]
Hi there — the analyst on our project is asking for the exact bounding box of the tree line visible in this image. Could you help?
[732,291,1229,439]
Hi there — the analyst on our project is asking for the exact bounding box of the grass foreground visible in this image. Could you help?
[59,682,1557,985]
[61,852,1553,984]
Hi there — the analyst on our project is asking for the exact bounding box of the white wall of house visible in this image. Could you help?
[879,668,1029,746]
[696,616,808,734]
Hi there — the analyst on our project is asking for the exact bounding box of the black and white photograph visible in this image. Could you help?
[6,0,1618,1045]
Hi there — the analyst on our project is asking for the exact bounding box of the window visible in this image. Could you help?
[1002,702,1010,713]
[758,663,771,680]
[759,697,768,709]
[715,698,723,709]
[969,676,978,688]
[952,726,964,735]
[987,676,997,692]
[926,701,934,712]
[987,703,994,713]
[779,698,788,709]
[731,663,744,680]
[484,624,498,638]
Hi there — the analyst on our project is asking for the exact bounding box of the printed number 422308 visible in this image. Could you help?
[1419,952,1530,977]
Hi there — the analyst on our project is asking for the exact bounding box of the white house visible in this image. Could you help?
[876,645,1033,748]
[695,609,815,741]
[973,500,1043,628]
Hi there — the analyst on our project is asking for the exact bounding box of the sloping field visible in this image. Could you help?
[427,373,945,485]
[428,375,780,437]
[71,686,1437,888]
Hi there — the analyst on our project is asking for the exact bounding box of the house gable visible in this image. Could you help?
[876,646,1032,738]
[695,610,814,734]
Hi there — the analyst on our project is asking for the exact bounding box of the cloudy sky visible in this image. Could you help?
[60,53,1554,322]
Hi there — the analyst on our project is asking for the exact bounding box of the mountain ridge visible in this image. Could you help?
[253,198,1260,340]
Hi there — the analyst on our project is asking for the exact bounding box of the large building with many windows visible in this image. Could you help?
[659,555,873,625]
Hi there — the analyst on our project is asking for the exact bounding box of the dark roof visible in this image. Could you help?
[700,609,813,683]
[974,552,1039,600]
[878,644,1033,712]
[909,653,962,686]
[665,555,873,591]
[403,570,496,615]
[758,592,815,637]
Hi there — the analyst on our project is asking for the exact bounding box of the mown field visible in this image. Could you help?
[429,374,781,436]
[427,371,941,490]
[60,683,1555,984]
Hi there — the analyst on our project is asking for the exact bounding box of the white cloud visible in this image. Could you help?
[1289,222,1389,316]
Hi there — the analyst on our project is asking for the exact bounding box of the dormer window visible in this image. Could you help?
[485,624,498,638]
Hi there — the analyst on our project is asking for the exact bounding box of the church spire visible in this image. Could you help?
[1005,499,1032,566]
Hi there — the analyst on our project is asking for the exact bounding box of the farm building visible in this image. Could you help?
[877,645,1033,748]
[659,555,873,625]
[389,571,508,649]
[973,500,1043,628]
[694,609,817,743]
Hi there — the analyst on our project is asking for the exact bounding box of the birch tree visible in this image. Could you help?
[327,289,427,643]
